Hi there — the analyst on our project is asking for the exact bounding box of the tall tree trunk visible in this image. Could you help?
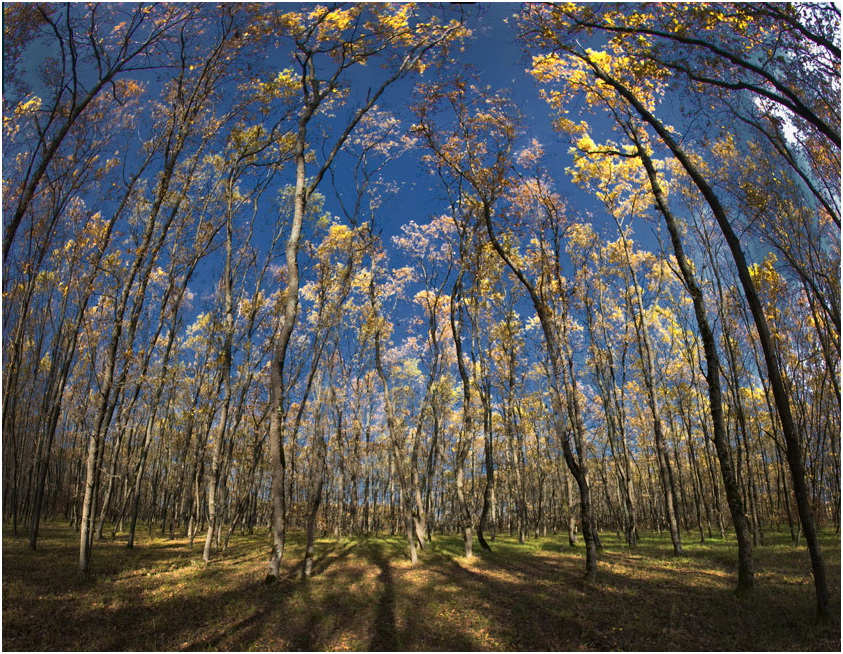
[606,69,826,614]
[476,380,494,552]
[633,133,753,593]
[203,185,236,564]
[481,201,598,579]
[451,275,476,557]
[302,410,326,578]
[613,219,682,554]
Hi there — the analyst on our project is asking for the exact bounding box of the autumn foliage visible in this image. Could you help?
[3,2,839,646]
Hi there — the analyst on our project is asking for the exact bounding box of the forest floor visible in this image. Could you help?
[3,524,840,651]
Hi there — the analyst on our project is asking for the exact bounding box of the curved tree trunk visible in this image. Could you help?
[633,133,753,594]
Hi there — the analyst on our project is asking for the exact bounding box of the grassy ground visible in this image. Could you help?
[3,524,840,651]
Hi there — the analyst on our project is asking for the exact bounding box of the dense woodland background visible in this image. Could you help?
[2,0,839,628]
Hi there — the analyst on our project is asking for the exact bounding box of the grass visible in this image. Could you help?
[3,523,840,651]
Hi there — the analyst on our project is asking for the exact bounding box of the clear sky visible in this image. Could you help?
[178,3,664,332]
[333,3,561,255]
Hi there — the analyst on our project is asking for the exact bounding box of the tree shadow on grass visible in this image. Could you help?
[4,527,839,651]
[311,539,358,576]
[426,552,585,650]
[358,541,399,651]
[394,537,840,652]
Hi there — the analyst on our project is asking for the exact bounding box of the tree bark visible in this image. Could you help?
[633,132,753,593]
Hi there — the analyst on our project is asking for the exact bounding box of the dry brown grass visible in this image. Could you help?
[3,524,839,651]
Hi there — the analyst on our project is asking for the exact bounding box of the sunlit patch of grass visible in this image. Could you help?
[3,523,840,651]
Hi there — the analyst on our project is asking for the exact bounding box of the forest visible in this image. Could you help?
[2,2,840,650]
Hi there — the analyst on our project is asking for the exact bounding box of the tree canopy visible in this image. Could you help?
[3,1,839,624]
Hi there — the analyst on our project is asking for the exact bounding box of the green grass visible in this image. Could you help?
[3,524,839,651]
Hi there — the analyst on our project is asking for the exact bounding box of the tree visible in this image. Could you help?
[75,8,250,576]
[414,78,600,579]
[2,3,198,262]
[262,3,467,582]
[519,2,840,603]
[569,223,640,546]
[366,253,422,564]
[3,5,837,622]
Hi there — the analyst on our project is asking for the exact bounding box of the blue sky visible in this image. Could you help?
[322,3,561,256]
[354,1,662,255]
[6,3,664,340]
[242,1,671,352]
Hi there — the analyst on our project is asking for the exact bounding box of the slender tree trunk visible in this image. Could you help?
[476,381,494,552]
[613,221,683,554]
[128,416,159,549]
[267,104,313,582]
[480,200,597,579]
[607,71,826,614]
[563,463,578,546]
[634,135,753,593]
[302,417,326,578]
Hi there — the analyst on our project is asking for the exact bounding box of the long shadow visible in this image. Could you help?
[312,539,357,576]
[287,579,320,652]
[190,593,281,652]
[443,553,583,650]
[5,528,839,651]
[281,541,358,651]
[358,541,399,651]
